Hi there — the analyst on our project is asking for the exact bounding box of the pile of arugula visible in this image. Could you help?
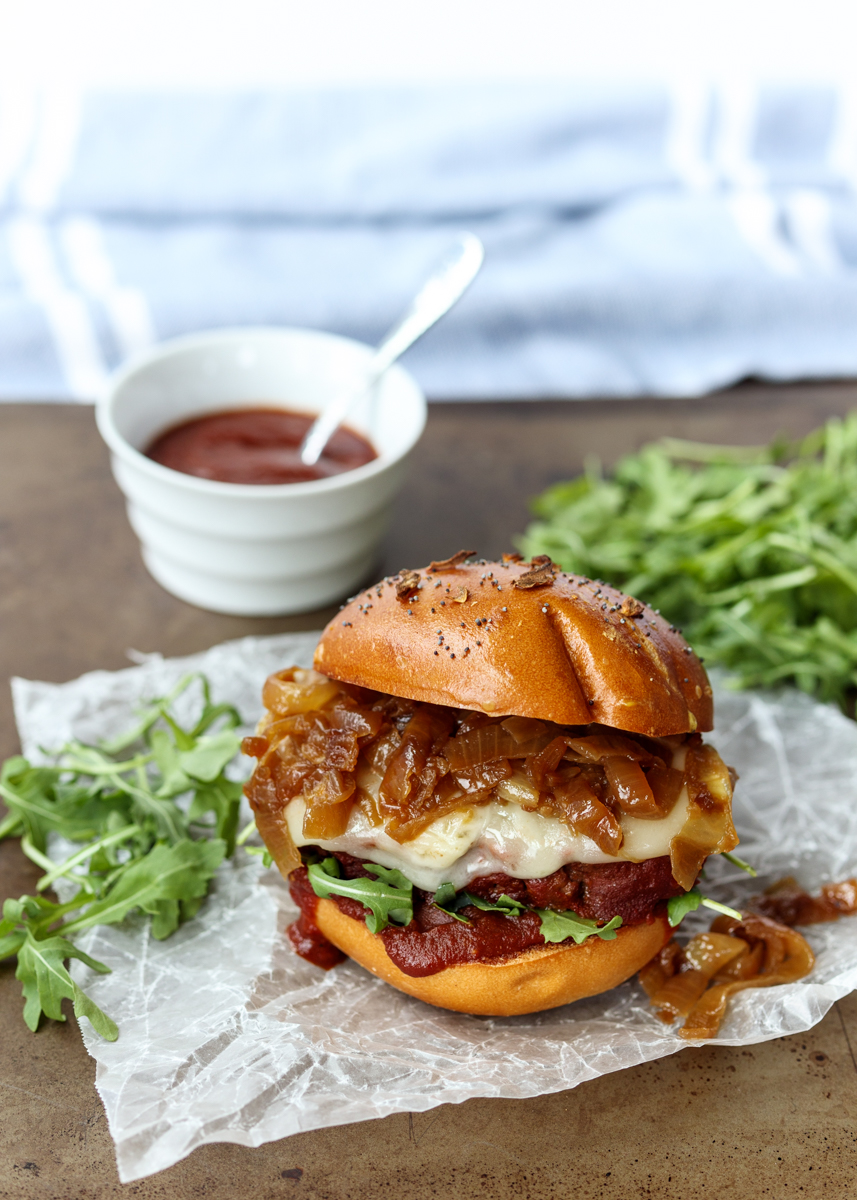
[521,412,857,709]
[0,674,261,1041]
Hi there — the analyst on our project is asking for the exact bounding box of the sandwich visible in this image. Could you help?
[243,552,739,1016]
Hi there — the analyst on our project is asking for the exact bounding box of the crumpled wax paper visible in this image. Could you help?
[11,633,857,1183]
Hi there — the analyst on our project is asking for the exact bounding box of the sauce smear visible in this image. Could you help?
[145,407,377,485]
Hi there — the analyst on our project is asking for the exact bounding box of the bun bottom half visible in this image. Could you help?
[313,898,673,1016]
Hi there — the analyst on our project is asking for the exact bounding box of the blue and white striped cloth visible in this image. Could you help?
[3,81,857,402]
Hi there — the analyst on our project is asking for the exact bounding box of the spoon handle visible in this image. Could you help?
[299,232,484,466]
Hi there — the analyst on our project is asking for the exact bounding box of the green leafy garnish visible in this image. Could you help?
[0,673,254,1039]
[535,910,622,945]
[722,851,757,877]
[431,881,472,923]
[307,857,414,934]
[667,889,704,927]
[459,891,526,916]
[395,876,623,944]
[15,931,118,1040]
[521,414,857,709]
[667,888,743,927]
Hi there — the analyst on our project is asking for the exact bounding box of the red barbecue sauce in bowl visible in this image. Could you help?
[145,407,377,485]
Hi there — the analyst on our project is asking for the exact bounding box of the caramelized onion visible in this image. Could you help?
[385,773,472,843]
[639,941,682,1005]
[565,733,655,763]
[502,715,550,744]
[549,775,623,855]
[301,767,357,838]
[680,915,815,1040]
[646,765,685,817]
[641,912,816,1040]
[455,759,513,793]
[444,719,553,770]
[380,705,455,808]
[525,737,569,789]
[329,704,385,740]
[752,876,857,926]
[262,668,341,717]
[245,768,302,878]
[669,743,738,890]
[496,772,542,810]
[302,798,354,840]
[711,940,765,981]
[604,757,658,817]
[323,727,361,772]
[646,932,747,1021]
[245,664,739,859]
[241,735,269,759]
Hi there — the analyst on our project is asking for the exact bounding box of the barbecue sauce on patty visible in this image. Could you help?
[287,851,684,977]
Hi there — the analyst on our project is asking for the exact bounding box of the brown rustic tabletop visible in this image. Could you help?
[2,387,857,1200]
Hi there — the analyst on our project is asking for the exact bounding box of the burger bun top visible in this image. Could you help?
[314,555,712,736]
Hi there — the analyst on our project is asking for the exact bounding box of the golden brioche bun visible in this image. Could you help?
[314,898,673,1016]
[315,556,712,736]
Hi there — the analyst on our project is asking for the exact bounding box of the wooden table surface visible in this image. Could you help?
[3,387,857,1200]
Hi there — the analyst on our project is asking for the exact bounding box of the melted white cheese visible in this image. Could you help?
[286,776,689,893]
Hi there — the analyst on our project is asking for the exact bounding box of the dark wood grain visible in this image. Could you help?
[2,386,857,1199]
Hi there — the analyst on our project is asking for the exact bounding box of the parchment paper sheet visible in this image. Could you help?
[11,633,857,1183]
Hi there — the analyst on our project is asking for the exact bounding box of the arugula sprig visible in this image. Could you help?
[432,884,623,945]
[537,910,622,945]
[521,413,857,709]
[308,857,414,934]
[667,888,743,928]
[0,673,250,1039]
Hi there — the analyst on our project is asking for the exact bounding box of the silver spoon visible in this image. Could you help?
[299,232,484,466]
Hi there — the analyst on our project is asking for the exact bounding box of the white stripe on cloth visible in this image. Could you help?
[665,77,715,193]
[712,78,766,191]
[8,216,108,400]
[783,190,842,276]
[714,80,803,278]
[727,191,802,277]
[828,84,857,192]
[0,86,37,205]
[59,217,157,359]
[16,87,81,212]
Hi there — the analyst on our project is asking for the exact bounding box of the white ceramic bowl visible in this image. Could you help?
[96,327,427,615]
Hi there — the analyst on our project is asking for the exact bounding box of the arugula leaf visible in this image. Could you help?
[460,891,526,916]
[62,839,225,935]
[307,857,414,934]
[432,882,457,908]
[667,889,703,927]
[667,889,743,927]
[16,931,118,1040]
[180,730,243,782]
[431,881,472,924]
[536,910,622,945]
[187,778,243,857]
